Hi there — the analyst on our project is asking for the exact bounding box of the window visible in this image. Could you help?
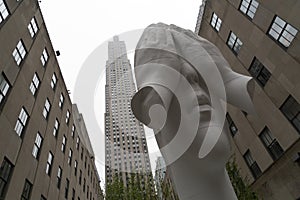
[0,0,9,24]
[46,152,53,175]
[227,31,243,54]
[280,95,300,134]
[12,40,26,66]
[29,73,40,96]
[14,107,29,136]
[243,150,262,179]
[81,147,84,160]
[248,57,271,87]
[226,113,238,136]
[83,178,86,192]
[43,98,51,119]
[65,178,69,199]
[0,74,10,106]
[268,16,298,48]
[76,137,80,150]
[32,132,43,159]
[56,166,62,188]
[28,17,38,37]
[40,48,49,66]
[53,119,59,137]
[210,12,222,32]
[51,73,57,89]
[259,127,284,160]
[239,0,259,19]
[71,125,75,138]
[61,135,67,153]
[74,160,78,176]
[59,93,64,108]
[21,179,32,200]
[68,149,73,165]
[79,170,82,185]
[0,158,13,199]
[40,195,47,200]
[66,110,70,124]
[72,188,75,200]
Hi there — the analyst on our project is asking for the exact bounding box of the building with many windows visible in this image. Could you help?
[104,36,152,185]
[0,0,103,199]
[196,0,300,199]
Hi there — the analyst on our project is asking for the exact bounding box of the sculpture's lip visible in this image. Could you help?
[194,104,212,112]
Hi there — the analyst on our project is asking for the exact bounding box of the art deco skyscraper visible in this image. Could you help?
[105,36,151,184]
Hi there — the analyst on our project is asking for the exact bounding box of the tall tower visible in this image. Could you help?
[105,36,151,184]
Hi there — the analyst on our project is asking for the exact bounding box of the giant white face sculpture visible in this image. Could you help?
[131,23,255,200]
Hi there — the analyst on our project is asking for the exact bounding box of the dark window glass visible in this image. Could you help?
[280,95,300,134]
[0,158,13,199]
[259,127,284,160]
[226,113,238,136]
[64,179,69,198]
[248,57,271,87]
[243,150,262,179]
[21,180,32,200]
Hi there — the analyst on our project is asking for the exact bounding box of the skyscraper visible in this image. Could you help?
[0,0,103,199]
[105,36,152,184]
[196,0,300,199]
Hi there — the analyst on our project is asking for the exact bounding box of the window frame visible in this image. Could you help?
[42,98,51,119]
[40,48,49,66]
[0,0,9,24]
[0,73,10,107]
[14,107,29,137]
[226,113,238,136]
[28,16,38,38]
[243,150,262,179]
[32,132,43,159]
[248,57,271,87]
[46,152,53,175]
[239,0,259,19]
[50,73,57,89]
[226,31,243,55]
[210,12,222,32]
[280,95,300,134]
[29,73,40,96]
[268,15,298,48]
[21,179,32,200]
[12,40,27,66]
[259,127,284,160]
[0,157,13,199]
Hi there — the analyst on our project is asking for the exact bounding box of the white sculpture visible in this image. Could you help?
[131,23,255,200]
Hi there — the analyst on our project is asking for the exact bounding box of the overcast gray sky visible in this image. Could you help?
[40,0,202,185]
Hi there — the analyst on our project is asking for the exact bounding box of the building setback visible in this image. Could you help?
[0,0,103,199]
[196,0,300,199]
[105,36,152,185]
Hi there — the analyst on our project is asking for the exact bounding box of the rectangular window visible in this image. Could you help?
[0,0,9,24]
[28,16,38,37]
[40,195,46,200]
[280,95,300,134]
[61,135,67,153]
[66,110,70,124]
[40,48,49,66]
[29,73,40,96]
[248,57,271,87]
[68,149,73,165]
[226,113,238,136]
[243,150,262,179]
[210,12,222,32]
[71,125,75,138]
[239,0,259,19]
[46,152,53,175]
[268,16,298,48]
[57,166,62,188]
[43,98,51,119]
[65,178,69,199]
[83,178,86,192]
[79,170,82,185]
[53,119,59,137]
[21,179,32,200]
[72,188,75,200]
[0,158,13,199]
[74,160,78,176]
[51,73,57,89]
[76,137,80,150]
[14,107,29,136]
[32,132,43,159]
[12,40,26,66]
[0,73,10,106]
[59,93,64,108]
[259,127,284,160]
[227,31,243,55]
